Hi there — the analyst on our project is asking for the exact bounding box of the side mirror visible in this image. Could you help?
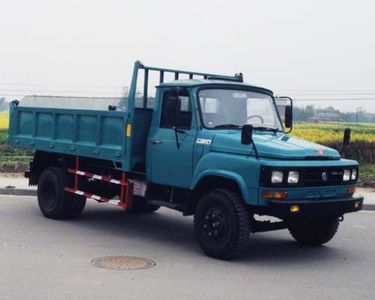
[275,96,293,133]
[285,105,293,129]
[241,124,253,145]
[343,128,351,146]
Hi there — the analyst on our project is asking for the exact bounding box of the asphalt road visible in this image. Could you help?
[1,196,374,300]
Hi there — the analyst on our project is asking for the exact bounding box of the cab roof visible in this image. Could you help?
[157,79,273,95]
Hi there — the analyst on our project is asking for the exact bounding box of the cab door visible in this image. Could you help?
[147,88,197,188]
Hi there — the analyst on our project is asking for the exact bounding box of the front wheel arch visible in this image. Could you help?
[184,175,246,216]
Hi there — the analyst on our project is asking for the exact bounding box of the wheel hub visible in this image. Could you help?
[203,208,227,243]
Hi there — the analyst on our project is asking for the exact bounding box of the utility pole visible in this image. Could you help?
[356,107,363,125]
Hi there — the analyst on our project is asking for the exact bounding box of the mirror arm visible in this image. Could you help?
[251,140,258,159]
[173,126,180,149]
[285,100,293,133]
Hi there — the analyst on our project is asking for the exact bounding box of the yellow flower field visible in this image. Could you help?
[291,123,375,143]
[0,112,9,129]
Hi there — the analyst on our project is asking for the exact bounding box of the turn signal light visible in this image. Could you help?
[290,205,300,213]
[262,191,288,200]
[347,187,356,195]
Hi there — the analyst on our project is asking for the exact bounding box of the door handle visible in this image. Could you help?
[151,140,162,145]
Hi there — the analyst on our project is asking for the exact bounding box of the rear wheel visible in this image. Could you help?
[288,217,340,246]
[194,188,250,260]
[37,167,86,219]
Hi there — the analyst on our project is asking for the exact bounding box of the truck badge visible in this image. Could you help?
[196,138,212,145]
[321,172,328,181]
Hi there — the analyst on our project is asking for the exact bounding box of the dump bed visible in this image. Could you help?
[7,102,153,171]
[7,61,241,171]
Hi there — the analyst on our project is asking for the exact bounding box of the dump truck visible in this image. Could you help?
[8,61,363,259]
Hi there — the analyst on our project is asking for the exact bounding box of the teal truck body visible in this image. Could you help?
[8,61,363,259]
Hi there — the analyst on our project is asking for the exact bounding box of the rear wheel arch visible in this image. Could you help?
[29,151,71,185]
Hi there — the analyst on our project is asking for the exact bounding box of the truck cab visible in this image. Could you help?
[146,75,360,211]
[8,61,363,259]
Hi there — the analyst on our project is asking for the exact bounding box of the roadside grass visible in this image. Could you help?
[0,128,32,172]
[360,164,375,179]
[0,128,7,144]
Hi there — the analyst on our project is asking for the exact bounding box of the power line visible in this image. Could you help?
[293,98,375,101]
[1,83,375,93]
[276,89,375,93]
[279,92,375,96]
[0,94,374,101]
[0,82,125,89]
[0,89,124,95]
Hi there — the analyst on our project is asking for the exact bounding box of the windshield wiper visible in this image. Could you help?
[253,126,279,133]
[213,124,242,129]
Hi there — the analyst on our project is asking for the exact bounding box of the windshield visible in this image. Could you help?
[198,89,283,131]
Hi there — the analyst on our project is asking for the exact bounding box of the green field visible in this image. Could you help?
[0,117,32,171]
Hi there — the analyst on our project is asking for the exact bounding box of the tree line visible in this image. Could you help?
[293,105,375,123]
[1,96,374,123]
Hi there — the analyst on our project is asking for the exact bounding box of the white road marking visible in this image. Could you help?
[354,225,368,229]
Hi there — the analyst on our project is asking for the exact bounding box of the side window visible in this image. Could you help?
[160,90,192,129]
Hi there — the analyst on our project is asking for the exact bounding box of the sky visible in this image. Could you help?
[0,0,374,112]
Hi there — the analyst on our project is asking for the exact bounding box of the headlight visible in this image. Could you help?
[288,171,299,184]
[351,169,357,180]
[271,171,283,184]
[343,169,351,181]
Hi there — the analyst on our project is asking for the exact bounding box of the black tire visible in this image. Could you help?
[37,167,86,219]
[127,196,160,214]
[194,188,250,260]
[288,217,340,246]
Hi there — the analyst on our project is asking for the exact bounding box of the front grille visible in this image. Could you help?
[260,166,358,187]
[303,168,345,186]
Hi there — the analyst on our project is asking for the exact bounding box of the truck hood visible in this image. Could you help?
[210,131,340,160]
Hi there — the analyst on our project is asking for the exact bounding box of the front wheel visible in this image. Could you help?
[194,189,250,260]
[288,217,340,246]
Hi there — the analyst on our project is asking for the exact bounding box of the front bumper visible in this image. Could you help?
[260,196,363,219]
